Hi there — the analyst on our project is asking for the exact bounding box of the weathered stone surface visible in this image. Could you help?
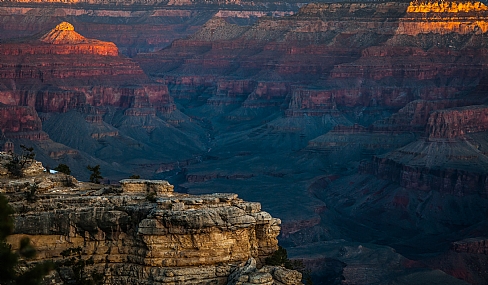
[427,105,488,139]
[451,237,488,255]
[0,151,45,178]
[0,105,49,141]
[120,179,174,195]
[1,158,301,285]
[272,267,302,285]
[227,258,301,285]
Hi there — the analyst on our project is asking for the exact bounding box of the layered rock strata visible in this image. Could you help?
[0,21,176,145]
[451,238,488,254]
[0,155,302,285]
[0,105,42,136]
[136,0,488,121]
[427,105,488,139]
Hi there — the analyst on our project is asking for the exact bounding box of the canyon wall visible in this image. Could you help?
[1,2,488,284]
[0,21,176,138]
[427,105,488,139]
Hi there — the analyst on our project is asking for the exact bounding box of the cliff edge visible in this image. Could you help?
[0,153,303,285]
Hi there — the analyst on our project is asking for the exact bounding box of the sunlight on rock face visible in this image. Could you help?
[53,21,75,31]
[397,1,488,35]
[407,0,488,13]
[35,22,119,55]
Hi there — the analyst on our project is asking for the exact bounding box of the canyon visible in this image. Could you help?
[1,0,488,284]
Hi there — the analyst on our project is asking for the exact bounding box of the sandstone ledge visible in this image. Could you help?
[120,179,174,195]
[1,159,300,285]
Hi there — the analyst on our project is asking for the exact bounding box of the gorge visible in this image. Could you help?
[1,0,488,284]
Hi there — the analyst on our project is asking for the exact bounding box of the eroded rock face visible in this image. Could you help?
[120,179,174,195]
[0,152,45,177]
[135,0,488,123]
[451,238,488,254]
[0,105,42,133]
[0,20,176,152]
[427,105,488,139]
[1,158,300,285]
[228,258,302,285]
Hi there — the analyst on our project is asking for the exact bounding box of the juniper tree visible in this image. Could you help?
[86,165,103,184]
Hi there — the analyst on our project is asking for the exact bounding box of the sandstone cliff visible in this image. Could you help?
[0,154,303,285]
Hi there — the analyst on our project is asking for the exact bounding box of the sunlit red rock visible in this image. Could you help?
[0,21,175,115]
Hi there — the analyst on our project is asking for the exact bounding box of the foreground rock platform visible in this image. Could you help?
[0,154,302,285]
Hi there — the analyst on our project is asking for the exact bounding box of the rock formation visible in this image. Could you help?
[0,105,48,140]
[2,1,488,284]
[0,154,303,285]
[427,105,488,139]
[134,4,488,282]
[0,21,206,181]
[451,238,488,255]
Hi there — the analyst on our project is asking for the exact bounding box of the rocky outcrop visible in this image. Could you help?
[0,151,45,176]
[120,179,174,194]
[285,88,338,117]
[0,7,217,56]
[0,105,49,140]
[228,258,302,285]
[367,138,488,197]
[38,21,118,55]
[399,1,488,35]
[451,237,488,254]
[372,99,475,133]
[3,3,488,284]
[427,105,488,139]
[1,158,302,285]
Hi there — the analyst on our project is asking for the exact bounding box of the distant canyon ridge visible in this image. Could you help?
[1,0,488,284]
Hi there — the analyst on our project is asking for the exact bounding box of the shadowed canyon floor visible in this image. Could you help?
[1,0,488,284]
